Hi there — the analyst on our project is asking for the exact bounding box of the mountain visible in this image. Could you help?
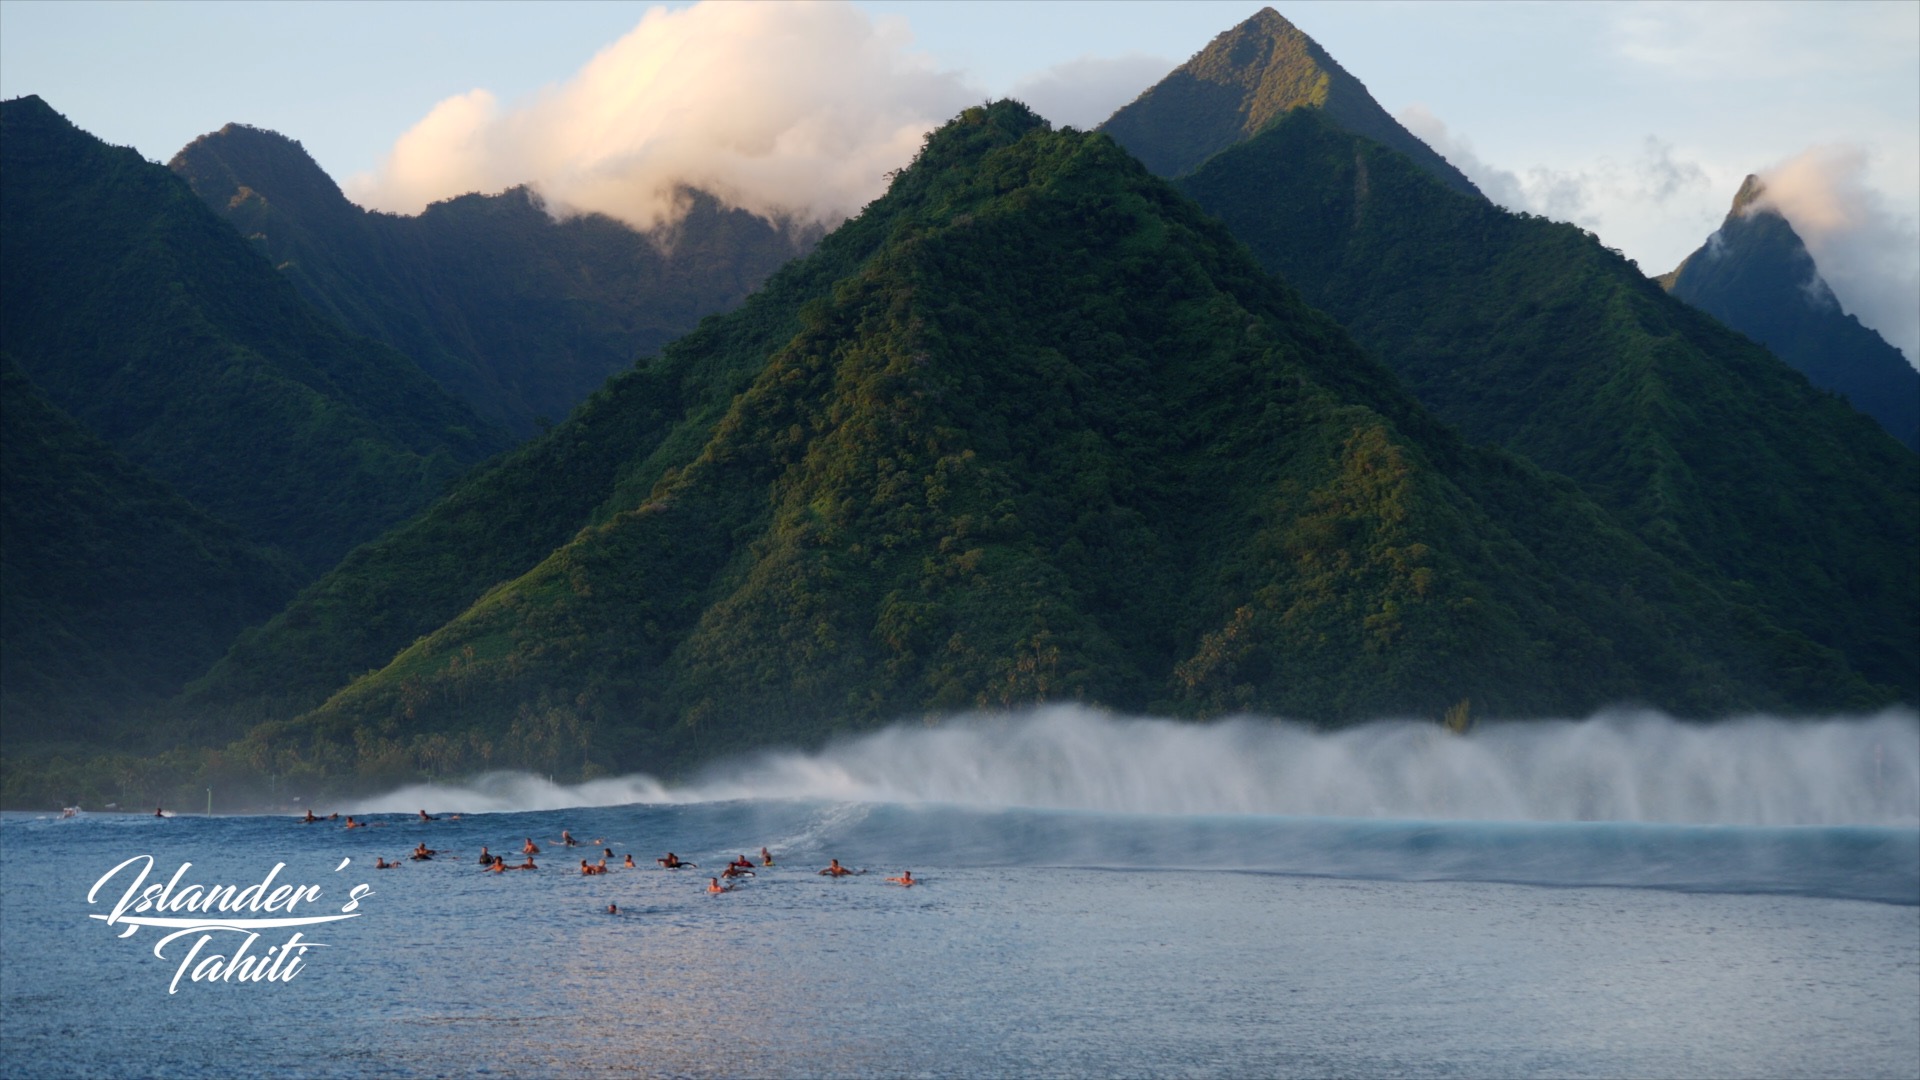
[170,124,817,436]
[0,96,512,574]
[1660,176,1919,452]
[1177,107,1919,700]
[208,103,1870,792]
[1100,7,1479,197]
[0,358,301,748]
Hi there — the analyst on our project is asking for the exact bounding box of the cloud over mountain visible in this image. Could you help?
[346,1,975,231]
[1752,145,1920,366]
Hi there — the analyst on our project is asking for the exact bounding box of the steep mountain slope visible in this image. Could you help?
[170,124,816,436]
[224,104,1865,786]
[1100,6,1478,196]
[0,359,300,746]
[0,96,511,573]
[1179,108,1920,699]
[1661,176,1919,451]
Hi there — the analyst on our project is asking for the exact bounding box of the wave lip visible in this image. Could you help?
[366,706,1920,827]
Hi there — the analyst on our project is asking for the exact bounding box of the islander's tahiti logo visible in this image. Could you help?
[87,855,372,993]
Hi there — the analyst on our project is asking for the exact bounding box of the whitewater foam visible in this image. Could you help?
[359,706,1920,826]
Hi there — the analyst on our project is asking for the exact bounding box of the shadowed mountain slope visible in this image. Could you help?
[210,104,1868,787]
[1661,176,1918,452]
[170,124,816,436]
[0,359,301,746]
[0,96,511,574]
[1100,6,1478,197]
[1179,108,1919,701]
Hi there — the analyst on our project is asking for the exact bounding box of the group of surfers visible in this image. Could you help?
[305,811,919,892]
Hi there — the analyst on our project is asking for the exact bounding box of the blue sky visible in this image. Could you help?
[3,1,1915,357]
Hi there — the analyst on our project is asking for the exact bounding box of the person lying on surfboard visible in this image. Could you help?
[561,830,579,847]
[817,859,859,877]
[886,870,915,887]
[721,864,754,880]
[657,853,695,869]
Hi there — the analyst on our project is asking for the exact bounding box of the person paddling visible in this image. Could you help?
[887,870,915,887]
[818,859,858,877]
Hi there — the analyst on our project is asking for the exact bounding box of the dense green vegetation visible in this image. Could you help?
[1661,177,1918,452]
[171,124,815,436]
[1179,107,1920,700]
[0,359,301,749]
[1100,7,1478,196]
[0,96,511,573]
[176,102,1873,798]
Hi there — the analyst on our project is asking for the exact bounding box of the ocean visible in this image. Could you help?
[4,708,1917,1078]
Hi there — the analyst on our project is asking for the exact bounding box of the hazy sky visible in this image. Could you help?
[3,0,1915,358]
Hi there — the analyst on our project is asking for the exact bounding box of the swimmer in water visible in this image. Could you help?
[657,853,694,869]
[760,846,774,867]
[418,809,435,822]
[818,859,858,877]
[607,903,618,915]
[604,848,615,861]
[515,856,537,871]
[580,859,593,876]
[523,838,540,855]
[374,857,389,869]
[721,864,754,880]
[708,877,731,894]
[623,854,636,868]
[411,843,435,861]
[488,856,508,873]
[478,846,492,865]
[303,809,318,823]
[887,870,915,887]
[155,807,165,818]
[345,816,363,829]
[731,854,753,870]
[561,830,578,847]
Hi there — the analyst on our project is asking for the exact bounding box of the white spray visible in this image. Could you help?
[363,705,1920,827]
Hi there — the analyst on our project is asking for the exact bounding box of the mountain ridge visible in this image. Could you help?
[1661,175,1918,452]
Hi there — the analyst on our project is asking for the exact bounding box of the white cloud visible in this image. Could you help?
[1753,145,1920,365]
[346,1,978,231]
[1397,106,1711,229]
[1008,53,1173,130]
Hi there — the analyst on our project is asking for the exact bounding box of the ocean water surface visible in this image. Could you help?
[4,708,1917,1078]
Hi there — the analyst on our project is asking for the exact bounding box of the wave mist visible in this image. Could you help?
[361,706,1920,826]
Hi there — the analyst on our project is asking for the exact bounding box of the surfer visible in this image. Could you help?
[730,854,754,870]
[561,830,579,847]
[623,854,636,868]
[345,816,363,829]
[760,846,774,867]
[154,807,165,818]
[515,856,537,871]
[488,856,508,873]
[607,903,618,915]
[721,864,754,880]
[411,843,435,861]
[708,877,732,894]
[478,846,492,865]
[657,853,694,869]
[523,838,540,855]
[303,809,318,823]
[817,859,858,877]
[418,809,435,822]
[887,870,915,887]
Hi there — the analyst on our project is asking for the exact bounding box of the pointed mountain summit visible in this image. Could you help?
[171,123,815,436]
[1661,175,1918,452]
[212,103,1870,787]
[1100,7,1479,196]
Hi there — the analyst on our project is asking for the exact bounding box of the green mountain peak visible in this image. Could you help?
[1100,8,1480,197]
